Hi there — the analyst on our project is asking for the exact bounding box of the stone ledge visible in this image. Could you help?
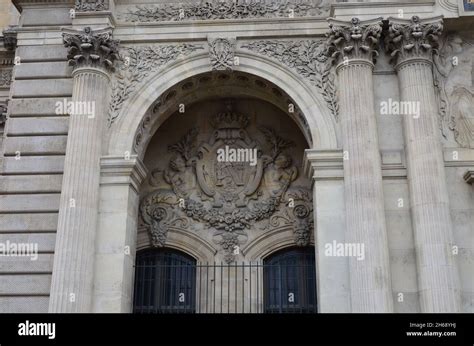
[464,170,474,185]
[100,155,148,193]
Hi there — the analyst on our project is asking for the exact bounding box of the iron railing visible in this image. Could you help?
[133,262,317,313]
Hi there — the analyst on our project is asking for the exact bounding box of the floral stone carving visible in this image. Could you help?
[241,39,339,120]
[119,0,330,23]
[108,43,204,125]
[140,103,313,262]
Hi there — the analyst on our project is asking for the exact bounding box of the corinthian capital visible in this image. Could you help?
[386,16,443,67]
[62,27,119,72]
[326,17,383,65]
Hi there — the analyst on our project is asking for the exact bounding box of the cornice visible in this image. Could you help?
[13,0,74,11]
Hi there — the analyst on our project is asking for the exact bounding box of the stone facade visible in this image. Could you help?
[0,0,472,313]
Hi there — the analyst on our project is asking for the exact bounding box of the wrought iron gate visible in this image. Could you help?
[134,250,317,313]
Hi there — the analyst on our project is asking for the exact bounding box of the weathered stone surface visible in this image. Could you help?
[2,156,64,174]
[6,117,69,136]
[0,213,58,233]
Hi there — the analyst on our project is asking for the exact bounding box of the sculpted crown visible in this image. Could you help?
[326,17,383,64]
[62,27,119,72]
[210,101,249,129]
[386,15,444,66]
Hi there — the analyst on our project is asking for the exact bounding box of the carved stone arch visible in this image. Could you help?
[137,227,217,263]
[105,51,338,158]
[133,71,315,159]
[242,226,315,262]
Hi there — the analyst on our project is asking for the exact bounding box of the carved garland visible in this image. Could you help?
[119,0,329,22]
[241,39,339,120]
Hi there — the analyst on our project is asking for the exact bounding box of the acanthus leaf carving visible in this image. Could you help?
[241,39,339,120]
[75,0,109,11]
[108,44,204,125]
[119,0,330,23]
[139,104,313,262]
[62,26,119,72]
[326,17,383,64]
[385,15,444,66]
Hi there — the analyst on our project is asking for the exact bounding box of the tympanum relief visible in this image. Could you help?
[434,34,474,148]
[139,101,313,263]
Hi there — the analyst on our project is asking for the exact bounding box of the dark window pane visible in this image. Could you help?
[263,247,317,313]
[133,248,197,313]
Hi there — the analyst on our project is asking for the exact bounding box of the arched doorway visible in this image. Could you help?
[95,61,337,312]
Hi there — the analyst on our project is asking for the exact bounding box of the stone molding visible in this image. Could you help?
[464,170,474,184]
[118,0,330,23]
[327,17,383,65]
[100,155,148,194]
[303,149,344,181]
[62,26,119,72]
[2,28,17,51]
[385,15,444,68]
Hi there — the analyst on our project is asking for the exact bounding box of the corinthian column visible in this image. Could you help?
[386,16,461,312]
[49,27,119,312]
[327,18,393,312]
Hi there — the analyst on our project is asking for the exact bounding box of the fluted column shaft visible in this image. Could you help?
[328,18,393,312]
[387,16,461,313]
[49,27,118,312]
[397,59,460,312]
[337,60,393,312]
[49,68,110,312]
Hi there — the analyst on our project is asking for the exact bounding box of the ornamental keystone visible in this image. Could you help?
[62,26,119,72]
[385,16,444,66]
[326,17,383,65]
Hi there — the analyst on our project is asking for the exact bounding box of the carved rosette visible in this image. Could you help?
[385,16,443,67]
[75,0,109,11]
[326,17,383,65]
[209,37,236,71]
[62,27,119,72]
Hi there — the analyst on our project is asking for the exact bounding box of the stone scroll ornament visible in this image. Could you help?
[75,0,109,11]
[62,27,119,72]
[119,0,330,22]
[140,104,313,263]
[241,39,339,120]
[107,44,204,125]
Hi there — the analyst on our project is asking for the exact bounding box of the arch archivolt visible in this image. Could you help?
[242,226,315,262]
[105,49,339,158]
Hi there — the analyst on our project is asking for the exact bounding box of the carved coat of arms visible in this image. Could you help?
[140,103,313,262]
